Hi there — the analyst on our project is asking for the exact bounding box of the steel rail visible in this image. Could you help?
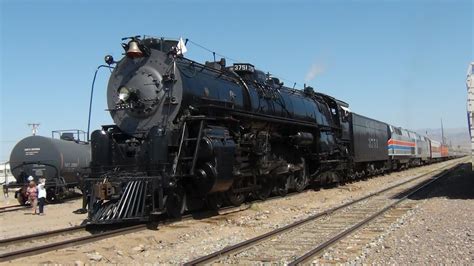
[0,225,86,245]
[0,200,252,262]
[0,206,27,214]
[0,224,146,262]
[184,160,463,265]
[1,160,463,263]
[289,162,464,265]
[0,194,83,214]
[0,204,22,211]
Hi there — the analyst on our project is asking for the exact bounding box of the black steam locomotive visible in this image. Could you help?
[86,37,391,224]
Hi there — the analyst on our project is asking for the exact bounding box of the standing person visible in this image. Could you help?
[37,178,46,216]
[26,181,37,214]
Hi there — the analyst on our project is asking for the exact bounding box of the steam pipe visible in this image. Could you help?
[87,65,114,142]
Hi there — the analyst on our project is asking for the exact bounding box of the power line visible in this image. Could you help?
[142,36,302,90]
[186,39,241,63]
[186,38,301,89]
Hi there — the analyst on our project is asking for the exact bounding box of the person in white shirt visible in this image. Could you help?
[37,178,46,216]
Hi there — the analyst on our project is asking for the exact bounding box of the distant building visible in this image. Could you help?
[466,62,474,170]
[0,161,16,184]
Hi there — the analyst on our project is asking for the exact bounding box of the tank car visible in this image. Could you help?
[85,37,352,224]
[9,130,91,204]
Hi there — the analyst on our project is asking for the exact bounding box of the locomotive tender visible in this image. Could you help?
[86,37,450,224]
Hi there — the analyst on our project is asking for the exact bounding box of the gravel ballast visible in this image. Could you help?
[366,162,474,264]
[4,159,468,264]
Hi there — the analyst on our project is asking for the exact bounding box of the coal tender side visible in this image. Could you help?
[348,113,390,178]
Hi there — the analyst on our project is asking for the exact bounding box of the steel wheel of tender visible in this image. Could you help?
[226,179,246,206]
[46,185,67,203]
[294,158,308,192]
[166,186,186,219]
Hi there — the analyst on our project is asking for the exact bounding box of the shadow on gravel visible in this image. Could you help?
[402,163,474,201]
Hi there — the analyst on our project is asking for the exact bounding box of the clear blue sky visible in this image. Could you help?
[1,0,472,161]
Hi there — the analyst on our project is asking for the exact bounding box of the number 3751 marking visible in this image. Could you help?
[368,138,379,148]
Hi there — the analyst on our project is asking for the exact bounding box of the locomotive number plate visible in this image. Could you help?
[233,63,255,73]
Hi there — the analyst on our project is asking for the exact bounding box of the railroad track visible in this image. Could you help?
[0,204,26,214]
[0,159,462,263]
[0,223,147,262]
[0,195,83,214]
[185,159,465,265]
[0,201,252,262]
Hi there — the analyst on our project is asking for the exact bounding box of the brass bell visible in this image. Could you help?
[126,40,143,58]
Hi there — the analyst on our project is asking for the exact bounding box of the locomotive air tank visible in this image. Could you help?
[9,135,91,203]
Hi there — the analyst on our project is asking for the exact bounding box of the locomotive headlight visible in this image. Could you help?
[118,86,131,102]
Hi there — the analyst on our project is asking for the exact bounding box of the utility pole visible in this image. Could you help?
[27,123,40,136]
[466,62,474,170]
[440,118,445,145]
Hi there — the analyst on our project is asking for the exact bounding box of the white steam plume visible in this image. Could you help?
[304,63,325,82]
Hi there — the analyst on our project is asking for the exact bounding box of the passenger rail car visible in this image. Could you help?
[430,139,443,161]
[416,135,431,165]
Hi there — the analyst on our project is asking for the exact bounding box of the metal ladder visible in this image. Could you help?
[173,119,205,176]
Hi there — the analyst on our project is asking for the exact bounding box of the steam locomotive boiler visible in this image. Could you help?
[86,37,352,224]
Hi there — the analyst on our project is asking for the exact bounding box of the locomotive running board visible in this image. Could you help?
[90,180,149,224]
